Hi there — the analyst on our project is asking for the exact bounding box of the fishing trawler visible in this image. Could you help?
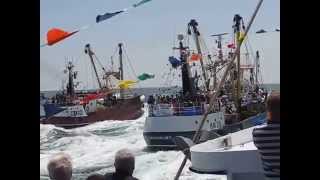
[41,43,144,128]
[143,18,267,149]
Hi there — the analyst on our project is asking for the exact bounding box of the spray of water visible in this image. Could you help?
[40,105,226,180]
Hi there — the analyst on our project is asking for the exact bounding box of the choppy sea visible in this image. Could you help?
[40,84,279,180]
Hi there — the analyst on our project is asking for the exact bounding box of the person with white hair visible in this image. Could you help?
[104,149,138,180]
[47,152,72,180]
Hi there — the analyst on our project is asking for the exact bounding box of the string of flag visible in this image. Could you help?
[41,0,153,47]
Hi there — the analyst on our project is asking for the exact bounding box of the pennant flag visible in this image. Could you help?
[227,43,235,49]
[238,32,246,42]
[138,73,155,81]
[96,10,124,23]
[41,0,153,47]
[133,0,152,8]
[118,80,137,89]
[46,28,79,46]
[168,56,182,68]
[256,29,267,34]
[189,53,201,62]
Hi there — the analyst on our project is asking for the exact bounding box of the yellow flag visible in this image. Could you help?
[238,32,246,42]
[118,80,137,89]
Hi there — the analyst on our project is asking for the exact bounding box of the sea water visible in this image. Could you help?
[40,85,279,179]
[40,106,226,180]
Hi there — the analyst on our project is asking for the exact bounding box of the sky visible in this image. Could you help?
[40,0,279,91]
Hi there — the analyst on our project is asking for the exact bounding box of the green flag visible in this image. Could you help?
[138,73,155,81]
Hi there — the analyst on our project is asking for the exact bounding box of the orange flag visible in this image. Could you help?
[46,28,79,46]
[188,53,201,62]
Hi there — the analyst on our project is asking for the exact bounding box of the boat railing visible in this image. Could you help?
[148,103,207,117]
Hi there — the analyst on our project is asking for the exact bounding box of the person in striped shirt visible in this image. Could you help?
[253,92,280,179]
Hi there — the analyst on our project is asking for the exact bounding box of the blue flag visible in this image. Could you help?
[96,10,124,23]
[168,56,182,68]
[133,0,152,8]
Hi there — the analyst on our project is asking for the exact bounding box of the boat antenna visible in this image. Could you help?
[174,0,264,179]
[210,32,229,89]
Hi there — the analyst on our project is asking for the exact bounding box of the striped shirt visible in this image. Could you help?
[253,122,280,178]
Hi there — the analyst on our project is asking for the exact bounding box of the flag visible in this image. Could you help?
[189,53,201,62]
[256,29,267,34]
[168,56,182,68]
[96,10,124,23]
[118,80,137,89]
[46,28,79,46]
[227,43,235,49]
[138,73,155,81]
[133,0,152,8]
[238,32,245,42]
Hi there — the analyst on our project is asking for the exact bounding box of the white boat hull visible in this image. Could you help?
[189,126,265,180]
[143,112,225,148]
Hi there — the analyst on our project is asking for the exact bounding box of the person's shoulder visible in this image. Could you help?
[104,172,115,180]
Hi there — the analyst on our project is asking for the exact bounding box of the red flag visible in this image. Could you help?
[227,43,235,49]
[189,53,201,62]
[46,28,79,46]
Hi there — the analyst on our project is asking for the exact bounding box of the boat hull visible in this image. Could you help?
[41,96,144,129]
[189,126,265,180]
[143,112,225,149]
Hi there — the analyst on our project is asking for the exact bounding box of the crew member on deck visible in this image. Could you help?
[253,92,280,179]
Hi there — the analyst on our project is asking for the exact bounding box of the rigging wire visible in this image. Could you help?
[122,47,142,89]
[93,54,107,73]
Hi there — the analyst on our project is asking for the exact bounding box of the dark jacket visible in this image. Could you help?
[104,172,138,180]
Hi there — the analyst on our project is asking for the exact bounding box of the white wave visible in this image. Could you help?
[40,104,226,179]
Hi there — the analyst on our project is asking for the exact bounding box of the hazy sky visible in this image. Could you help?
[40,0,279,91]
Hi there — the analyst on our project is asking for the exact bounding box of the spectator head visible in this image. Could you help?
[114,149,135,176]
[47,152,72,180]
[266,92,280,123]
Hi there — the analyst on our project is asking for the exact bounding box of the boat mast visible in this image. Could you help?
[173,34,195,96]
[85,44,103,90]
[66,61,76,102]
[174,0,264,178]
[233,14,244,114]
[118,43,124,98]
[255,50,260,86]
[188,19,209,91]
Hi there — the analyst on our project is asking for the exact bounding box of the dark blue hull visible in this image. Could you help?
[143,131,195,148]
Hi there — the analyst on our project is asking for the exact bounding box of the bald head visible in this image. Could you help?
[114,149,135,175]
[47,153,72,180]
